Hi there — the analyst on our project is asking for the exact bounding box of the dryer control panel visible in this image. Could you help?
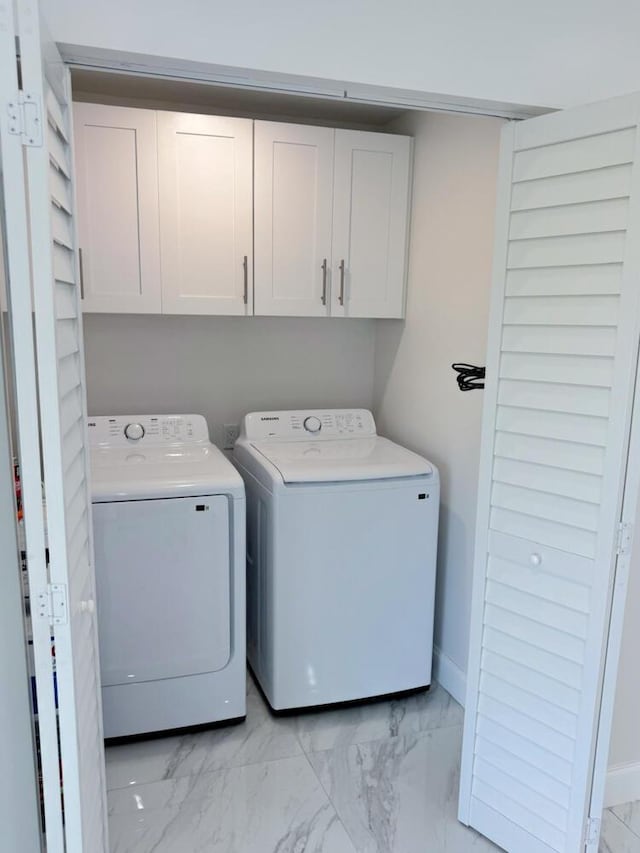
[242,409,376,441]
[87,414,210,447]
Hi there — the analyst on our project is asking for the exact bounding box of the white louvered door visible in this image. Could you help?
[10,2,109,851]
[460,95,640,853]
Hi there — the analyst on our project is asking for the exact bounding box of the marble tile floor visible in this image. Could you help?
[601,803,640,852]
[105,673,637,852]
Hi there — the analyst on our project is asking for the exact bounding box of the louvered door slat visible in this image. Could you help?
[56,282,78,320]
[492,456,602,503]
[478,694,575,761]
[501,324,618,356]
[512,127,636,181]
[510,165,633,210]
[508,231,626,268]
[484,603,585,664]
[505,264,622,296]
[503,294,619,325]
[486,580,589,638]
[492,482,600,530]
[495,407,609,446]
[472,781,565,852]
[494,432,605,473]
[474,757,568,831]
[483,629,583,691]
[50,166,72,213]
[460,96,640,853]
[509,198,629,239]
[477,715,573,786]
[47,121,70,177]
[488,555,591,610]
[481,670,578,737]
[482,650,581,714]
[53,242,75,285]
[498,379,610,416]
[499,351,615,385]
[476,736,571,807]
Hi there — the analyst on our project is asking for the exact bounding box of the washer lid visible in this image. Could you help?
[251,436,432,483]
[90,443,244,501]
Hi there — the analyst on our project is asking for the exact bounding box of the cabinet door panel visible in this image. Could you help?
[254,122,333,316]
[158,113,253,315]
[73,103,161,313]
[332,130,411,318]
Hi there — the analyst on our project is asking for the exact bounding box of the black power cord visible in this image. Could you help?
[452,363,485,391]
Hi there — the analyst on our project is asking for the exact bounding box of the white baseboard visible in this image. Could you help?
[605,762,640,808]
[433,646,467,707]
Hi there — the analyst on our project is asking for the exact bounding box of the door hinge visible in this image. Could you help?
[616,521,633,556]
[7,92,43,147]
[37,583,68,625]
[585,815,601,849]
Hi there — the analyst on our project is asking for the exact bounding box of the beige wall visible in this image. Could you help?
[45,0,640,109]
[374,110,504,681]
[83,315,376,447]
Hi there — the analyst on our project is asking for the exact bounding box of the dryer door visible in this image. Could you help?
[93,495,230,685]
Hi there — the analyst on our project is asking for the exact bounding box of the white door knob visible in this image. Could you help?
[80,599,95,614]
[530,553,542,567]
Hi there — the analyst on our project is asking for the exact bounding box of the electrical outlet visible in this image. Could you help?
[223,424,240,450]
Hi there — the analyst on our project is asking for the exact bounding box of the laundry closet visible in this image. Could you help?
[3,5,640,852]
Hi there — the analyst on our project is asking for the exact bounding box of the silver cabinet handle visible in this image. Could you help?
[338,259,345,306]
[321,258,327,306]
[78,247,85,300]
[243,255,248,305]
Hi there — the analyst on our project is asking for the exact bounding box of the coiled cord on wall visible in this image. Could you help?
[451,363,485,391]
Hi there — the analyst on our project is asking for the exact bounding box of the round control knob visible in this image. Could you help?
[124,422,145,441]
[303,416,322,433]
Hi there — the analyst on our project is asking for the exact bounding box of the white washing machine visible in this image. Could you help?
[88,414,245,738]
[233,409,439,711]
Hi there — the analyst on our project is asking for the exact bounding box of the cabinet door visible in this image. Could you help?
[73,103,161,313]
[331,130,411,318]
[158,113,253,315]
[254,121,334,316]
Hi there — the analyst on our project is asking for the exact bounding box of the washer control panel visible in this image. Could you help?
[88,415,210,447]
[243,409,376,441]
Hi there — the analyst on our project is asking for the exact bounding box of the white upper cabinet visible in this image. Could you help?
[157,113,253,315]
[331,130,412,319]
[73,103,411,319]
[73,103,161,313]
[254,121,334,317]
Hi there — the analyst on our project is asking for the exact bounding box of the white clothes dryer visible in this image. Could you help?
[88,414,245,738]
[233,409,438,711]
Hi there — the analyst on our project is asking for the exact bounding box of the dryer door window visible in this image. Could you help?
[93,495,230,686]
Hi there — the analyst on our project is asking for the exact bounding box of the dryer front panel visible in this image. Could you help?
[93,495,231,686]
